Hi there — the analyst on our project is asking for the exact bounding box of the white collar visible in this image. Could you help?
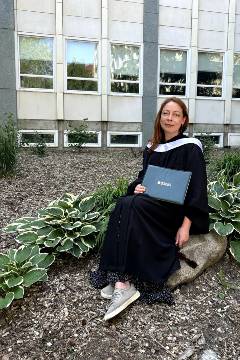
[147,137,203,152]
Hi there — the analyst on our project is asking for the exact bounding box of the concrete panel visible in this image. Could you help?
[110,21,143,42]
[109,96,142,122]
[159,6,191,28]
[16,0,55,13]
[0,58,15,90]
[17,91,57,120]
[193,124,224,132]
[144,0,159,14]
[234,33,240,51]
[0,89,16,117]
[158,26,191,47]
[18,119,58,130]
[199,0,229,13]
[0,29,15,59]
[17,10,55,34]
[228,133,240,146]
[235,15,240,33]
[64,94,101,121]
[236,0,240,14]
[143,43,158,96]
[109,0,143,23]
[63,0,101,18]
[108,122,142,131]
[231,101,240,124]
[0,0,14,29]
[64,16,101,38]
[198,30,227,51]
[195,99,225,124]
[199,11,228,32]
[159,0,192,9]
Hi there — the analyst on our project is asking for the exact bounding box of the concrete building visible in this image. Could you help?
[1,0,240,148]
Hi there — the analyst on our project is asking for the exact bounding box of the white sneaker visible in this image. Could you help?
[104,284,140,321]
[100,284,114,299]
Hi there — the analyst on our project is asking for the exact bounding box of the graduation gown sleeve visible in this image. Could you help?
[184,144,209,234]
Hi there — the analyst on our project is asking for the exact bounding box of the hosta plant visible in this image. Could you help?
[0,245,54,309]
[3,193,105,258]
[208,171,240,264]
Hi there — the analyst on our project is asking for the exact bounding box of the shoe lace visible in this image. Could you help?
[109,289,122,307]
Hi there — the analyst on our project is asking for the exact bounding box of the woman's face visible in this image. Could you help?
[160,101,186,140]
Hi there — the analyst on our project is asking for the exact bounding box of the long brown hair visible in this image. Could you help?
[150,97,189,151]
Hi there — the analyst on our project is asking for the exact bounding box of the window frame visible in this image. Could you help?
[64,37,101,95]
[193,132,223,148]
[64,130,101,147]
[196,50,225,100]
[228,133,240,147]
[158,46,189,98]
[18,130,58,147]
[109,41,143,97]
[107,131,142,147]
[232,52,240,100]
[17,32,55,93]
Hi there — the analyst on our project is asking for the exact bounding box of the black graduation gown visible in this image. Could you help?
[98,134,209,286]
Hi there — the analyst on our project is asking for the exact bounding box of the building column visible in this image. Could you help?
[224,0,236,146]
[56,0,64,148]
[0,0,16,121]
[142,0,159,146]
[188,0,199,137]
[101,0,109,148]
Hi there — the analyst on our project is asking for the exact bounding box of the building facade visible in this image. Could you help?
[1,0,240,148]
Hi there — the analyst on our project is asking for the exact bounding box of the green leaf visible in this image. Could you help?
[79,196,96,213]
[5,276,23,288]
[81,237,96,249]
[69,244,82,258]
[37,226,53,237]
[44,239,60,248]
[230,240,240,263]
[57,239,73,252]
[45,207,65,218]
[220,199,230,213]
[0,292,14,309]
[30,245,40,256]
[14,217,36,224]
[75,240,89,252]
[233,221,240,234]
[2,223,21,233]
[12,286,24,299]
[30,219,47,229]
[8,249,16,262]
[208,195,222,211]
[21,261,32,269]
[86,212,100,221]
[16,231,38,244]
[23,269,47,287]
[56,200,73,209]
[80,225,97,237]
[66,232,80,240]
[29,253,48,266]
[212,182,225,196]
[233,172,240,187]
[60,193,76,203]
[14,245,33,263]
[61,221,82,230]
[214,222,234,236]
[67,208,81,219]
[38,254,55,268]
[47,229,65,241]
[209,213,221,221]
[45,219,64,225]
[0,254,10,269]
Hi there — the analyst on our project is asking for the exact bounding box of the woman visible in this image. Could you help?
[90,97,209,321]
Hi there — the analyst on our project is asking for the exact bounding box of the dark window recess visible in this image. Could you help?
[21,133,54,144]
[197,87,222,97]
[195,135,220,145]
[20,77,53,89]
[160,73,186,84]
[111,135,139,145]
[67,63,97,78]
[197,71,222,86]
[111,82,139,93]
[159,85,185,96]
[67,79,98,91]
[232,88,240,98]
[68,132,98,144]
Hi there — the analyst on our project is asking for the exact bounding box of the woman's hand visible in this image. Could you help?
[134,184,146,194]
[175,216,192,248]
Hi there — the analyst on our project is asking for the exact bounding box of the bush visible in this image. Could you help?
[67,120,97,149]
[0,113,18,176]
[20,131,47,157]
[212,150,240,183]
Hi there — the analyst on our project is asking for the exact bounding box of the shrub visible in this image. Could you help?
[67,120,97,149]
[212,150,240,183]
[20,131,47,157]
[0,113,18,176]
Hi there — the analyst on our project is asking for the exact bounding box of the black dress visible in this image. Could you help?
[90,134,209,305]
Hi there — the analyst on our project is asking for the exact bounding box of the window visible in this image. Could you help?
[159,49,187,96]
[197,52,223,97]
[64,131,101,147]
[232,54,240,98]
[110,44,140,94]
[66,40,98,92]
[194,133,223,148]
[107,132,142,147]
[18,130,58,147]
[19,36,54,89]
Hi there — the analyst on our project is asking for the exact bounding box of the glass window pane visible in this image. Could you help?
[233,54,240,88]
[197,86,222,97]
[111,134,138,145]
[20,76,53,89]
[160,50,187,84]
[67,79,98,91]
[195,135,220,145]
[21,133,54,143]
[68,132,98,144]
[111,44,140,81]
[197,52,223,86]
[159,84,186,96]
[111,82,139,93]
[19,36,53,76]
[67,40,98,79]
[232,88,240,98]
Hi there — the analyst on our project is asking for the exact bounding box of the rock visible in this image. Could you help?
[200,349,220,360]
[178,346,196,359]
[167,231,227,288]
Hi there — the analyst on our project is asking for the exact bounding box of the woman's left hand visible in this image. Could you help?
[175,226,190,248]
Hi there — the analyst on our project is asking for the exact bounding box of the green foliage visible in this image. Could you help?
[67,121,97,149]
[21,132,47,157]
[208,170,240,263]
[195,135,216,163]
[0,245,54,309]
[211,150,240,183]
[0,113,18,177]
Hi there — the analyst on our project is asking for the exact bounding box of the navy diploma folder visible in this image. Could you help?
[142,165,192,205]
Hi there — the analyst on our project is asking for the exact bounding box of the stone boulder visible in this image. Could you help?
[167,231,228,288]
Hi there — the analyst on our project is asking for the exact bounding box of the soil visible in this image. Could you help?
[0,149,239,360]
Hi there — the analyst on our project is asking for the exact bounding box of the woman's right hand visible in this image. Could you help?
[134,184,146,194]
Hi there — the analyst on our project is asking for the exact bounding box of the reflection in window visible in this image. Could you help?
[232,54,240,98]
[197,52,223,97]
[111,44,140,94]
[159,49,187,96]
[67,40,98,92]
[19,36,53,89]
